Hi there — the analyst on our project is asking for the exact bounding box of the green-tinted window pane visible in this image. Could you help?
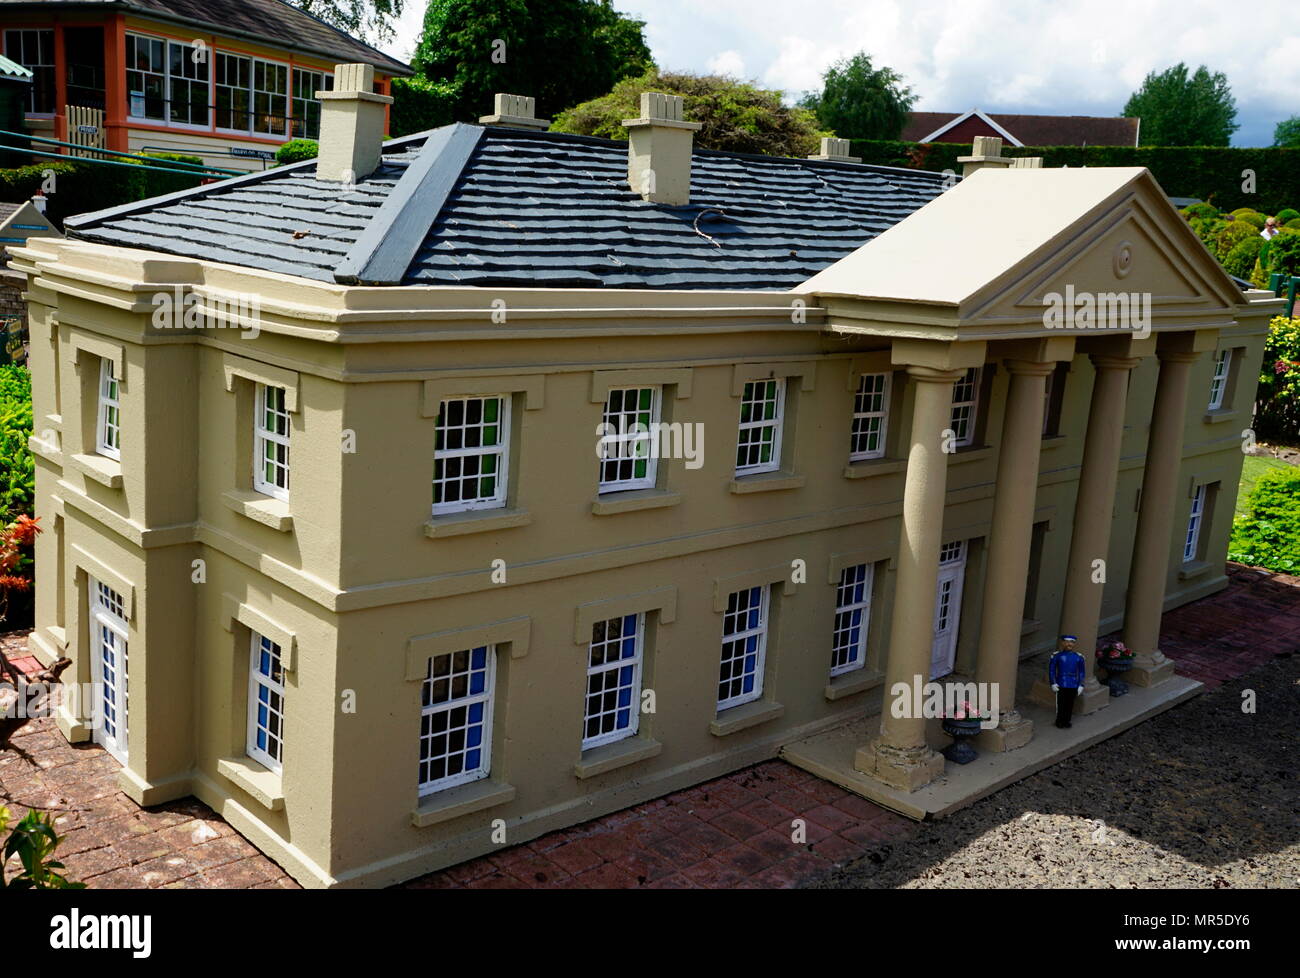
[760,444,772,463]
[638,388,651,410]
[481,454,496,474]
[484,398,499,422]
[484,424,498,445]
[740,402,751,423]
[634,459,647,478]
[763,399,775,420]
[480,475,496,496]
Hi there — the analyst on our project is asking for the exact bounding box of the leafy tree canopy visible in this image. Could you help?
[411,0,654,122]
[287,0,406,45]
[551,69,829,158]
[1122,62,1239,147]
[1274,116,1300,149]
[799,52,916,141]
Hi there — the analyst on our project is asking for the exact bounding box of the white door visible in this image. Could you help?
[930,542,967,679]
[89,579,129,765]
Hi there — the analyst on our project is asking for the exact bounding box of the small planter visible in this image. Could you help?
[941,717,982,764]
[1097,655,1134,697]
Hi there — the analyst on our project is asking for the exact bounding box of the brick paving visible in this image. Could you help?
[2,562,1297,889]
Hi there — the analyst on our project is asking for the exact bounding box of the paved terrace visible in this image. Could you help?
[1,563,1295,889]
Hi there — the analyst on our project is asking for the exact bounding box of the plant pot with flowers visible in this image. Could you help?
[1096,640,1135,697]
[940,701,988,764]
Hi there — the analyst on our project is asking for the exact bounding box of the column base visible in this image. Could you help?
[853,738,945,792]
[1128,651,1176,687]
[975,710,1034,752]
[1028,677,1110,715]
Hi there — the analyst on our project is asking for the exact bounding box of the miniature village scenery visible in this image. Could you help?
[0,0,1295,908]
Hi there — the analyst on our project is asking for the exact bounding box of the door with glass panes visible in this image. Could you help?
[89,579,129,764]
[930,541,967,679]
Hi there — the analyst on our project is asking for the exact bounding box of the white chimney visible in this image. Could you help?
[808,137,861,163]
[479,93,550,131]
[315,63,394,183]
[956,135,1015,178]
[623,92,701,206]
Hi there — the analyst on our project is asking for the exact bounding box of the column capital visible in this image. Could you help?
[1156,350,1203,365]
[905,364,968,384]
[1003,359,1057,378]
[1089,354,1143,372]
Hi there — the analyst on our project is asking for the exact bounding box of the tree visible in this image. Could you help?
[410,0,654,123]
[799,53,916,141]
[1274,116,1300,148]
[287,1,406,45]
[552,69,829,158]
[1122,63,1239,146]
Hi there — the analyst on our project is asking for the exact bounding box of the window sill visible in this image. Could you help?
[591,489,682,516]
[842,458,906,479]
[728,472,805,494]
[67,452,123,489]
[1040,434,1067,450]
[423,508,531,538]
[1178,560,1214,582]
[825,669,882,701]
[948,445,994,465]
[222,490,293,532]
[574,736,662,779]
[217,756,284,811]
[710,699,784,737]
[411,779,516,828]
[1203,408,1238,425]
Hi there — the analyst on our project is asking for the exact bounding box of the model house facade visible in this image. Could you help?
[902,109,1141,147]
[0,0,409,171]
[11,74,1280,886]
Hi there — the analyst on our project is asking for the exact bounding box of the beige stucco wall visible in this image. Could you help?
[10,234,1276,886]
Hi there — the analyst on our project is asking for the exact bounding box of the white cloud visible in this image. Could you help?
[706,49,748,78]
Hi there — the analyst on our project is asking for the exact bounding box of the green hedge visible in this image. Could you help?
[0,152,208,225]
[0,364,32,523]
[1228,465,1300,571]
[391,76,458,137]
[1254,316,1300,442]
[276,139,319,165]
[847,140,1300,215]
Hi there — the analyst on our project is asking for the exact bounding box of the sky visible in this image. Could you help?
[380,0,1299,147]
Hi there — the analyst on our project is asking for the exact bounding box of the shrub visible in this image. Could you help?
[1214,220,1258,260]
[0,153,210,225]
[0,364,32,522]
[276,139,319,165]
[1287,218,1300,229]
[1253,316,1300,442]
[0,513,37,628]
[1277,208,1300,224]
[1251,256,1270,288]
[391,76,458,137]
[1183,202,1220,222]
[1234,211,1265,229]
[1265,231,1300,278]
[1223,234,1264,278]
[1191,216,1227,252]
[1227,465,1300,571]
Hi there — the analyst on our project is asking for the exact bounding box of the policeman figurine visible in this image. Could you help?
[1048,634,1086,729]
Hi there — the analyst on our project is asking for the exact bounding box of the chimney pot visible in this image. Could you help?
[1011,156,1044,169]
[622,92,702,205]
[956,134,1015,178]
[808,137,861,163]
[480,93,550,131]
[315,63,394,184]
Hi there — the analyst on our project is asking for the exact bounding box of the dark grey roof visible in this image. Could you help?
[0,0,410,75]
[65,124,952,291]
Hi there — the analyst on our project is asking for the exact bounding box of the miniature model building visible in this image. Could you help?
[11,66,1281,886]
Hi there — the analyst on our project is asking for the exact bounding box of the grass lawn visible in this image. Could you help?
[1236,455,1294,518]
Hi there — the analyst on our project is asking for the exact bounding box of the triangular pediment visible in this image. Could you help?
[798,166,1245,339]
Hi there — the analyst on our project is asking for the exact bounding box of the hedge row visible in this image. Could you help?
[1227,464,1300,572]
[0,364,32,523]
[0,152,208,225]
[848,140,1300,215]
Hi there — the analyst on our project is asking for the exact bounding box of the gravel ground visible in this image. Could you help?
[815,652,1299,888]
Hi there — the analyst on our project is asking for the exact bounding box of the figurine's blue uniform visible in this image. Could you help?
[1048,649,1086,728]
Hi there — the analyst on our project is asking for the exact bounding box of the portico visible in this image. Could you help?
[783,160,1272,806]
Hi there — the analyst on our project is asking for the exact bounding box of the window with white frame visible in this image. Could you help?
[940,539,966,564]
[735,379,784,475]
[96,358,121,459]
[215,52,252,131]
[254,384,290,500]
[831,564,873,676]
[253,60,289,137]
[582,614,644,749]
[4,29,54,113]
[949,367,981,448]
[1184,485,1207,563]
[598,386,659,492]
[166,40,209,126]
[419,646,494,794]
[850,372,889,461]
[125,33,167,121]
[247,632,285,773]
[432,395,509,514]
[291,68,331,139]
[1207,349,1232,410]
[718,585,769,709]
